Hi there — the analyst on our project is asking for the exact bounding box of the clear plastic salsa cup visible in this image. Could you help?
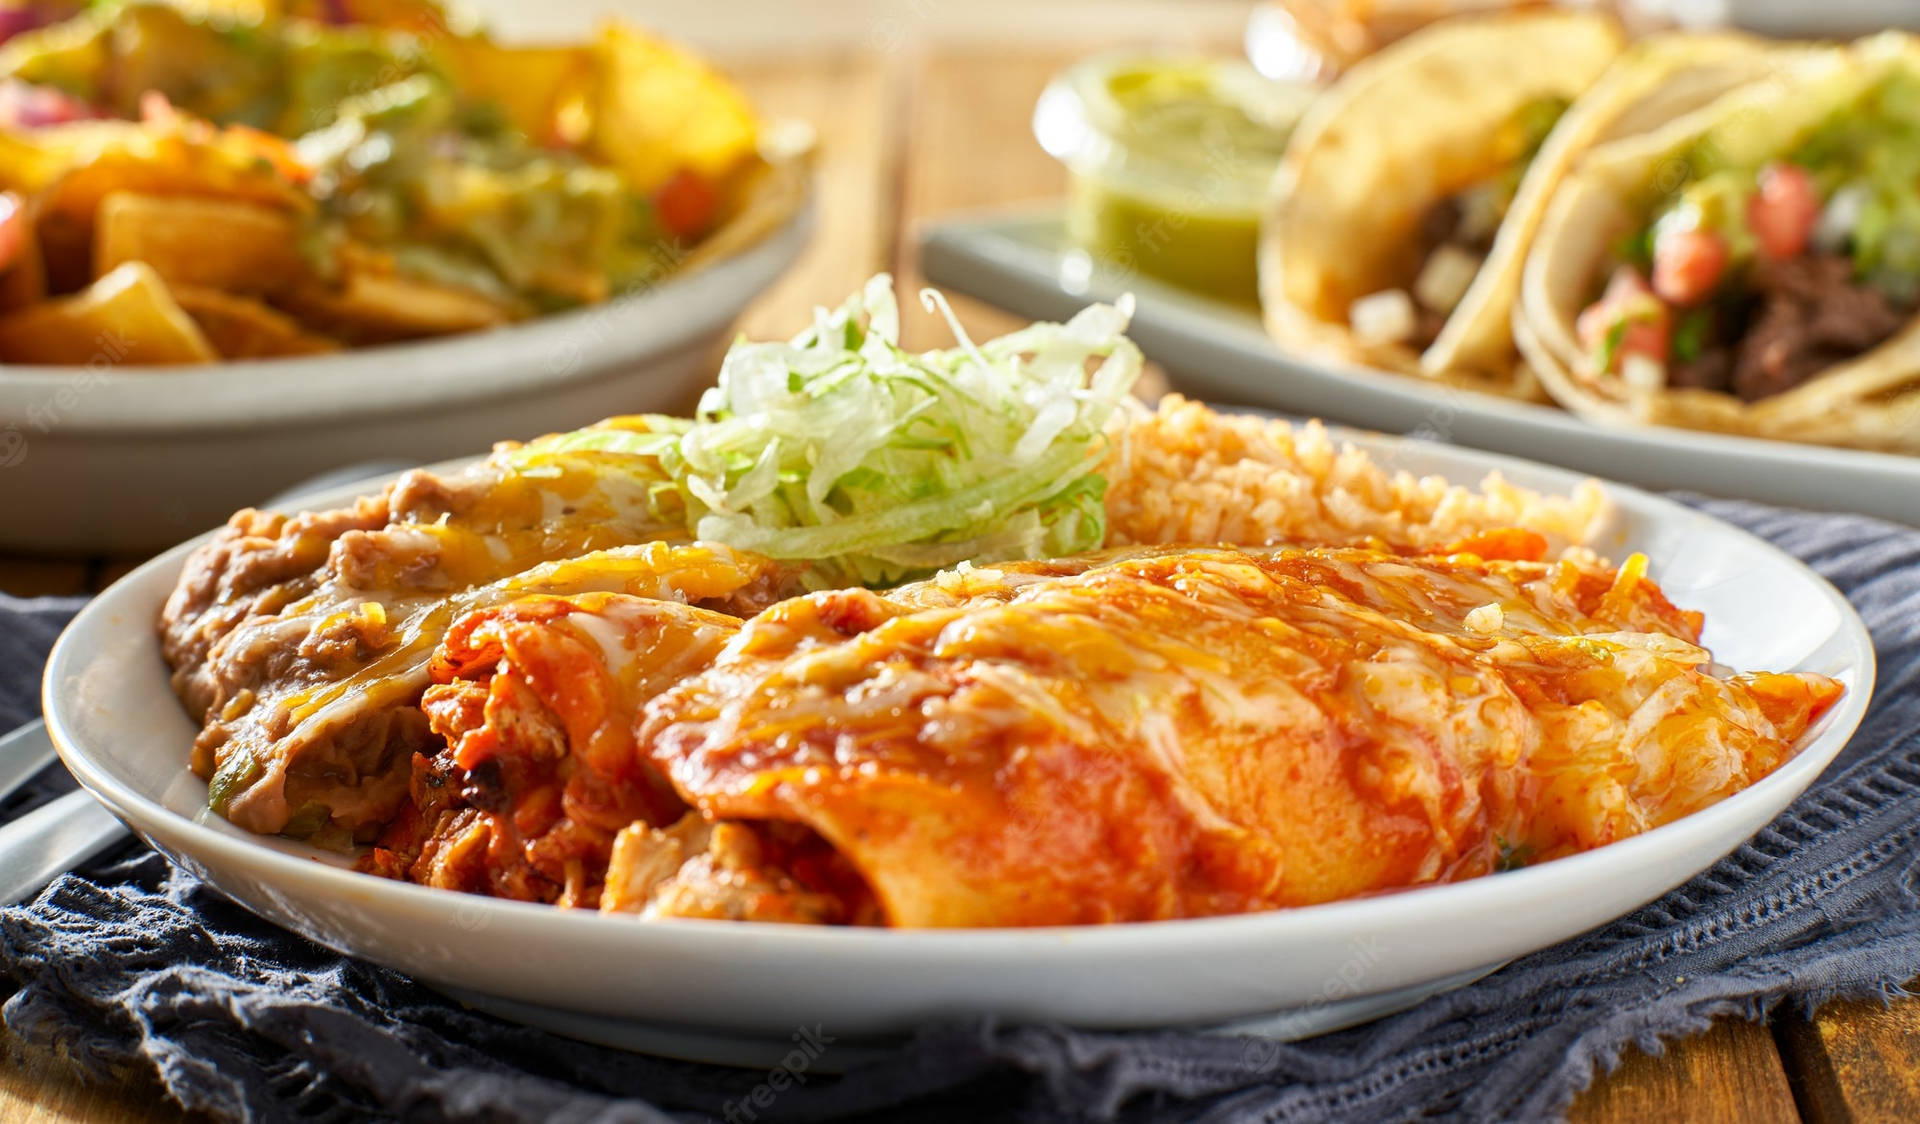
[1034,55,1314,306]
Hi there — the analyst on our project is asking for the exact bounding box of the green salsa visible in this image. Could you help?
[1043,57,1310,307]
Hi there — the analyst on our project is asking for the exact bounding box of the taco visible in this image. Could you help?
[1517,34,1920,452]
[1259,15,1772,399]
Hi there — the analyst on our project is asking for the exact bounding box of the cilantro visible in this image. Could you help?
[1612,227,1654,271]
[1495,837,1534,873]
[1596,319,1627,373]
[1673,308,1713,364]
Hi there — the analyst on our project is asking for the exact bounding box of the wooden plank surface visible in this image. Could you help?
[891,46,1173,397]
[0,558,90,598]
[481,0,1258,58]
[1569,1019,1801,1124]
[731,51,903,340]
[4,34,1920,1124]
[1779,995,1920,1124]
[0,1041,196,1124]
[893,47,1076,350]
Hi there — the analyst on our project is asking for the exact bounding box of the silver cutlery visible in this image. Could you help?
[0,723,125,903]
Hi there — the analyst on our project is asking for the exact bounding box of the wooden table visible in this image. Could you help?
[4,35,1917,1124]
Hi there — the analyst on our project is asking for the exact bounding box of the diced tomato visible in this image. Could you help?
[0,193,22,274]
[1576,269,1638,352]
[654,168,719,241]
[1615,316,1670,368]
[0,79,96,129]
[0,8,42,46]
[1747,162,1819,260]
[1650,227,1728,307]
[1577,267,1671,372]
[137,92,309,181]
[138,89,178,126]
[1435,528,1550,564]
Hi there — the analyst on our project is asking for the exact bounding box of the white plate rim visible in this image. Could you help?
[39,426,1876,971]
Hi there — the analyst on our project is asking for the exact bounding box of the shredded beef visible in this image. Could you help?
[1421,194,1499,258]
[1401,195,1495,350]
[1730,255,1909,402]
[1422,197,1466,251]
[1670,347,1735,393]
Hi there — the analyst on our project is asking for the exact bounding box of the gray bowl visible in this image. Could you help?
[0,200,812,555]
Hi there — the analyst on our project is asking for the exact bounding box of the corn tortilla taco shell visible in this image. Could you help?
[1423,32,1783,379]
[1515,35,1920,453]
[1260,11,1623,398]
[1260,16,1776,400]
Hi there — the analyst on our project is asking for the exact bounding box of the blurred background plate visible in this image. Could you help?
[0,197,811,555]
[920,208,1920,527]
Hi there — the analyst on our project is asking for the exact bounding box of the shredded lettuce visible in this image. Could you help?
[511,274,1141,587]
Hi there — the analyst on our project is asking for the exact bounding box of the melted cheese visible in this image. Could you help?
[626,544,1839,926]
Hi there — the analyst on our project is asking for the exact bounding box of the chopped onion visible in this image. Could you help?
[1621,353,1666,394]
[1815,183,1866,254]
[1349,289,1418,345]
[1413,245,1483,317]
[1463,603,1504,634]
[1453,183,1507,248]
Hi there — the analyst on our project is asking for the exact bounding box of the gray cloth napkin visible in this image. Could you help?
[4,496,1919,1124]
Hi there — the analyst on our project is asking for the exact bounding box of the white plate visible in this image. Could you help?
[919,210,1920,527]
[0,198,812,555]
[41,433,1873,1061]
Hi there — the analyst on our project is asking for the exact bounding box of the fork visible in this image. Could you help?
[0,723,122,903]
[0,461,415,905]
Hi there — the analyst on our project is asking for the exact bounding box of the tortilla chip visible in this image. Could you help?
[587,22,758,193]
[275,245,513,343]
[434,38,596,147]
[0,261,217,365]
[93,191,310,293]
[0,257,43,316]
[0,121,159,196]
[34,137,309,292]
[172,285,340,359]
[0,191,46,315]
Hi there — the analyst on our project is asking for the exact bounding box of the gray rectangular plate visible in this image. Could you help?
[920,209,1920,526]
